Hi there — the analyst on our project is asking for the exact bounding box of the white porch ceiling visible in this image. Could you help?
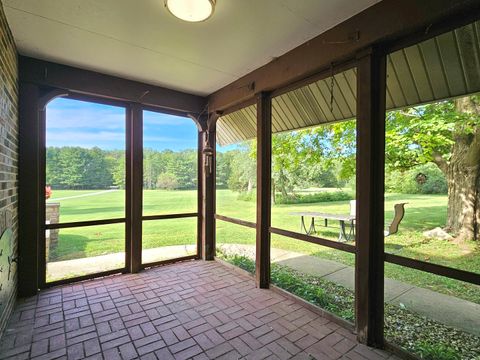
[3,0,381,95]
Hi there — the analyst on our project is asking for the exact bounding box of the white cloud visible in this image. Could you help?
[46,131,125,148]
[47,98,125,130]
[47,109,125,130]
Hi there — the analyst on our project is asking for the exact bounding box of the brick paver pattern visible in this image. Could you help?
[0,261,401,359]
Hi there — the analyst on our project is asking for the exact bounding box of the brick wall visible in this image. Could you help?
[0,0,18,337]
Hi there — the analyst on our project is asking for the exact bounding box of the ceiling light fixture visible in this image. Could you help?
[164,0,215,22]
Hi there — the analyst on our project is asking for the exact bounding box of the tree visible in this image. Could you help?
[309,95,479,241]
[384,96,480,241]
[143,149,166,189]
[47,147,114,189]
[167,150,197,189]
[227,146,256,193]
[228,129,353,203]
[271,132,304,200]
[56,147,88,189]
[157,172,178,190]
[308,120,357,183]
[46,147,62,186]
[83,147,113,188]
[216,151,233,188]
[270,125,354,201]
[243,94,478,241]
[109,151,125,188]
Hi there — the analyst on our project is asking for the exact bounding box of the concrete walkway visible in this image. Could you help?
[218,244,480,337]
[47,244,196,281]
[47,189,119,201]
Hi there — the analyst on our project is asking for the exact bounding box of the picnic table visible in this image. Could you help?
[289,211,355,241]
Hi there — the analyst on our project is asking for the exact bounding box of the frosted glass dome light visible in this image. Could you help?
[165,0,215,22]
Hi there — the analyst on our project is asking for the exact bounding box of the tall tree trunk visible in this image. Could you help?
[439,97,480,241]
[278,168,289,198]
[271,180,276,205]
[247,178,253,192]
[445,161,480,241]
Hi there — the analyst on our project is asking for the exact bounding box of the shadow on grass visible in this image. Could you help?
[49,232,124,261]
[49,234,91,261]
[389,205,447,231]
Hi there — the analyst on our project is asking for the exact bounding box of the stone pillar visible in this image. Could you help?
[45,203,60,260]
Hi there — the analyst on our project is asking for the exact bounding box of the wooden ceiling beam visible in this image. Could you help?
[19,56,207,114]
[208,0,480,112]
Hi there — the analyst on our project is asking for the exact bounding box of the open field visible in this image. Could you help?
[47,189,198,263]
[47,189,479,303]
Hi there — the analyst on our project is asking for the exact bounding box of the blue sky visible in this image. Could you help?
[47,98,236,152]
[47,98,198,151]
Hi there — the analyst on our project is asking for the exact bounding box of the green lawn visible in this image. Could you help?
[217,190,480,303]
[47,189,198,263]
[47,188,480,303]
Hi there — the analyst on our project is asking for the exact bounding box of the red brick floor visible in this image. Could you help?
[0,261,400,360]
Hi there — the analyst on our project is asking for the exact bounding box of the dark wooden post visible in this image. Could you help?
[201,115,216,260]
[18,82,41,296]
[355,47,387,347]
[128,104,143,272]
[197,130,204,258]
[255,92,272,289]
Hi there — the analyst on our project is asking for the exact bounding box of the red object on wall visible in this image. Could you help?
[45,186,52,199]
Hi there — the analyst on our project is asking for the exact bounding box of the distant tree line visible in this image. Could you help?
[47,147,119,190]
[46,147,198,190]
[46,144,343,194]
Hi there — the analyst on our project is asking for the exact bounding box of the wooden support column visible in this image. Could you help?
[355,47,387,347]
[201,115,216,260]
[18,82,41,296]
[128,104,143,272]
[255,92,272,289]
[197,130,203,258]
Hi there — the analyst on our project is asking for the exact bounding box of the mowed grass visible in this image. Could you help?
[47,189,480,303]
[216,190,480,303]
[47,189,198,263]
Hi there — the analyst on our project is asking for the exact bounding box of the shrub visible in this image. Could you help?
[415,342,460,360]
[156,173,178,190]
[237,191,255,202]
[237,190,353,204]
[220,253,355,322]
[385,163,447,194]
[274,191,353,204]
[227,254,256,273]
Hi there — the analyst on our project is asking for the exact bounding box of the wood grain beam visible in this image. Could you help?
[19,56,207,114]
[129,104,143,273]
[201,115,216,260]
[18,82,41,296]
[255,92,272,289]
[355,47,387,347]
